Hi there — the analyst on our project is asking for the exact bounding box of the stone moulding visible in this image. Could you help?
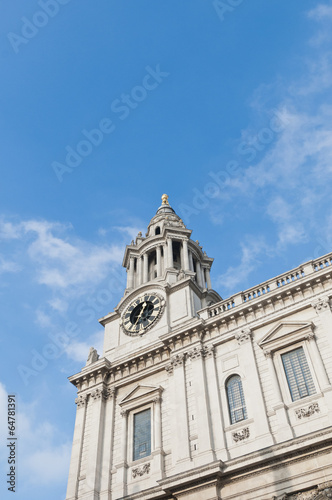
[273,482,332,499]
[132,462,150,479]
[295,402,320,419]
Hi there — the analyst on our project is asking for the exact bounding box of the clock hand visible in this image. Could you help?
[134,302,146,326]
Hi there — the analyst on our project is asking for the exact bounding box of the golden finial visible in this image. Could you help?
[161,194,169,205]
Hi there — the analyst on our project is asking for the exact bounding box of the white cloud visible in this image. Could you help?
[0,217,124,293]
[64,329,104,363]
[0,382,71,487]
[113,225,144,240]
[0,255,20,274]
[35,309,53,328]
[215,236,268,293]
[24,442,71,485]
[308,3,332,21]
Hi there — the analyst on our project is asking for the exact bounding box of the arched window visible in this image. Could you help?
[155,226,161,235]
[226,375,247,424]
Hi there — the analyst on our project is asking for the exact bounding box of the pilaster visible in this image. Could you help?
[65,394,88,500]
[264,350,294,441]
[235,328,274,447]
[204,345,229,461]
[166,353,191,471]
[84,387,110,500]
[187,344,215,464]
[99,388,116,500]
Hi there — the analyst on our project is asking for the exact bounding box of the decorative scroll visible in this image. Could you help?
[295,402,319,419]
[75,394,88,408]
[232,427,250,442]
[165,363,174,376]
[311,296,331,313]
[132,462,150,478]
[235,328,252,345]
[90,387,110,401]
[187,346,204,360]
[171,353,185,367]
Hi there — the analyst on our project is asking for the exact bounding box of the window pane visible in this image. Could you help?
[226,375,247,424]
[281,347,316,401]
[133,409,151,461]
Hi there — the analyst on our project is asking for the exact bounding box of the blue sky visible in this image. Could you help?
[1,1,332,498]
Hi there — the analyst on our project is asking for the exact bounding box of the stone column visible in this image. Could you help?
[264,350,293,441]
[182,239,190,271]
[85,387,109,498]
[235,329,274,446]
[166,354,190,470]
[205,267,212,289]
[65,394,88,500]
[163,244,167,270]
[204,346,228,461]
[196,261,203,287]
[156,246,162,277]
[189,251,194,271]
[127,257,135,289]
[143,253,148,283]
[187,346,215,464]
[167,239,174,268]
[138,256,142,285]
[100,389,116,500]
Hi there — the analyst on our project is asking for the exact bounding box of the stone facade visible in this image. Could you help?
[65,196,332,500]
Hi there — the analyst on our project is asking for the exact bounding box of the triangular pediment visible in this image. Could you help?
[259,321,313,351]
[120,384,162,408]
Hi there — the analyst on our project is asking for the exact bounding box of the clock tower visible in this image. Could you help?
[65,195,222,500]
[66,195,332,500]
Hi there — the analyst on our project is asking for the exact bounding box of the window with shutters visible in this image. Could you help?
[281,347,316,401]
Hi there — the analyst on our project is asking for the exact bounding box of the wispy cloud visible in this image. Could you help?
[0,217,124,292]
[0,381,71,487]
[213,3,332,291]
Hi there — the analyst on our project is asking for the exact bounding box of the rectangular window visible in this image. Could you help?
[281,347,316,401]
[133,408,151,461]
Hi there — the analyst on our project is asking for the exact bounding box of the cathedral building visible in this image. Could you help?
[65,195,332,500]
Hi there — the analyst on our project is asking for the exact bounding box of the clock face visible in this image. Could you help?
[122,294,164,336]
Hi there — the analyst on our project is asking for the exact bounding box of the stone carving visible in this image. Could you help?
[91,387,110,401]
[177,270,185,280]
[295,403,320,419]
[75,394,88,408]
[203,345,215,357]
[187,346,204,360]
[232,427,250,442]
[272,483,332,499]
[235,328,252,345]
[132,462,150,478]
[86,347,99,366]
[165,363,174,376]
[311,296,331,313]
[171,353,185,367]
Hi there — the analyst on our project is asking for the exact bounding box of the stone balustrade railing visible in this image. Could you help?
[206,251,332,319]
